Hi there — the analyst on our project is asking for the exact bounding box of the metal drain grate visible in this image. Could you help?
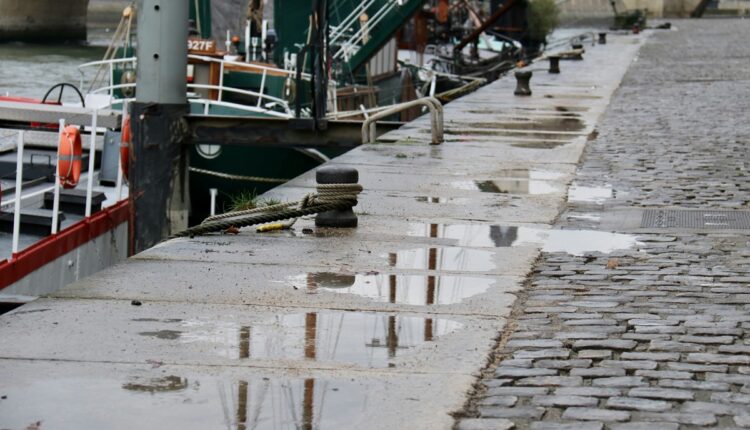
[641,209,750,229]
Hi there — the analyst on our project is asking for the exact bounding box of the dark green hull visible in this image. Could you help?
[189,144,349,223]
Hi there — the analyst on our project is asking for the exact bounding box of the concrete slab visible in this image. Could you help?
[0,299,500,373]
[53,258,521,317]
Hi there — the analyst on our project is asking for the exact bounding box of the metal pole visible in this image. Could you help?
[85,109,98,217]
[130,0,190,252]
[51,119,65,235]
[11,131,24,256]
[210,188,217,216]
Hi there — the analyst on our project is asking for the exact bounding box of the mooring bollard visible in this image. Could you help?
[599,32,607,44]
[548,56,560,74]
[514,71,532,96]
[315,166,359,228]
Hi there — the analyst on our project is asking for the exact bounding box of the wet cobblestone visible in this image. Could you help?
[456,20,750,430]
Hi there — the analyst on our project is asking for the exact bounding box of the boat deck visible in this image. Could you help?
[0,31,645,429]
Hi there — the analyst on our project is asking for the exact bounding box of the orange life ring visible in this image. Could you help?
[120,115,131,180]
[58,125,82,189]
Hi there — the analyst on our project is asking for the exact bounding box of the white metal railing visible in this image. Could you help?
[187,54,312,80]
[77,53,347,119]
[79,55,316,96]
[3,108,129,258]
[329,0,380,46]
[87,82,294,118]
[78,57,137,95]
[361,97,443,145]
[326,103,395,120]
[186,84,293,117]
[331,0,402,62]
[78,55,312,117]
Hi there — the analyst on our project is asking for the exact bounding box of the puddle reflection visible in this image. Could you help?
[452,179,561,194]
[510,141,569,149]
[230,378,372,430]
[452,170,564,195]
[444,129,577,141]
[122,375,189,393]
[465,117,585,132]
[290,272,493,305]
[406,222,640,255]
[178,311,461,368]
[0,373,381,429]
[387,247,497,271]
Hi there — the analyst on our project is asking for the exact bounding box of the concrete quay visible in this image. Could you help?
[0,31,646,429]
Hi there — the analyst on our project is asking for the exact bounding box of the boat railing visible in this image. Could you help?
[187,94,293,118]
[78,54,327,117]
[331,0,402,62]
[2,107,129,257]
[329,0,381,46]
[77,57,138,95]
[361,97,443,145]
[186,54,313,80]
[86,81,293,117]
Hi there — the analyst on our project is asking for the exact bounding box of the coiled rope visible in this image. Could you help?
[173,183,362,237]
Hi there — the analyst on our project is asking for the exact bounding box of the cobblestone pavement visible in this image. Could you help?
[455,20,750,430]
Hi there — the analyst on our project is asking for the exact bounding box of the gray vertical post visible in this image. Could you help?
[129,0,190,253]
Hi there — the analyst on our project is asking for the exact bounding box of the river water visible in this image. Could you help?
[0,0,121,102]
[0,43,105,101]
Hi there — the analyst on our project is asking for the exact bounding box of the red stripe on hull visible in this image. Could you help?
[0,200,130,290]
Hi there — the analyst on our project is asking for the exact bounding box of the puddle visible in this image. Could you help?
[466,105,590,113]
[290,272,493,305]
[543,94,602,100]
[406,223,640,255]
[452,179,562,195]
[415,196,471,204]
[0,374,380,429]
[443,128,579,140]
[451,169,565,194]
[408,223,521,248]
[122,375,189,393]
[511,141,570,149]
[386,247,497,272]
[553,106,589,113]
[464,117,585,132]
[568,183,623,204]
[139,330,183,340]
[178,311,461,367]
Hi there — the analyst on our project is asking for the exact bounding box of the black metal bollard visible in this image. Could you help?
[548,56,560,74]
[598,32,607,44]
[514,71,532,96]
[315,166,359,228]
